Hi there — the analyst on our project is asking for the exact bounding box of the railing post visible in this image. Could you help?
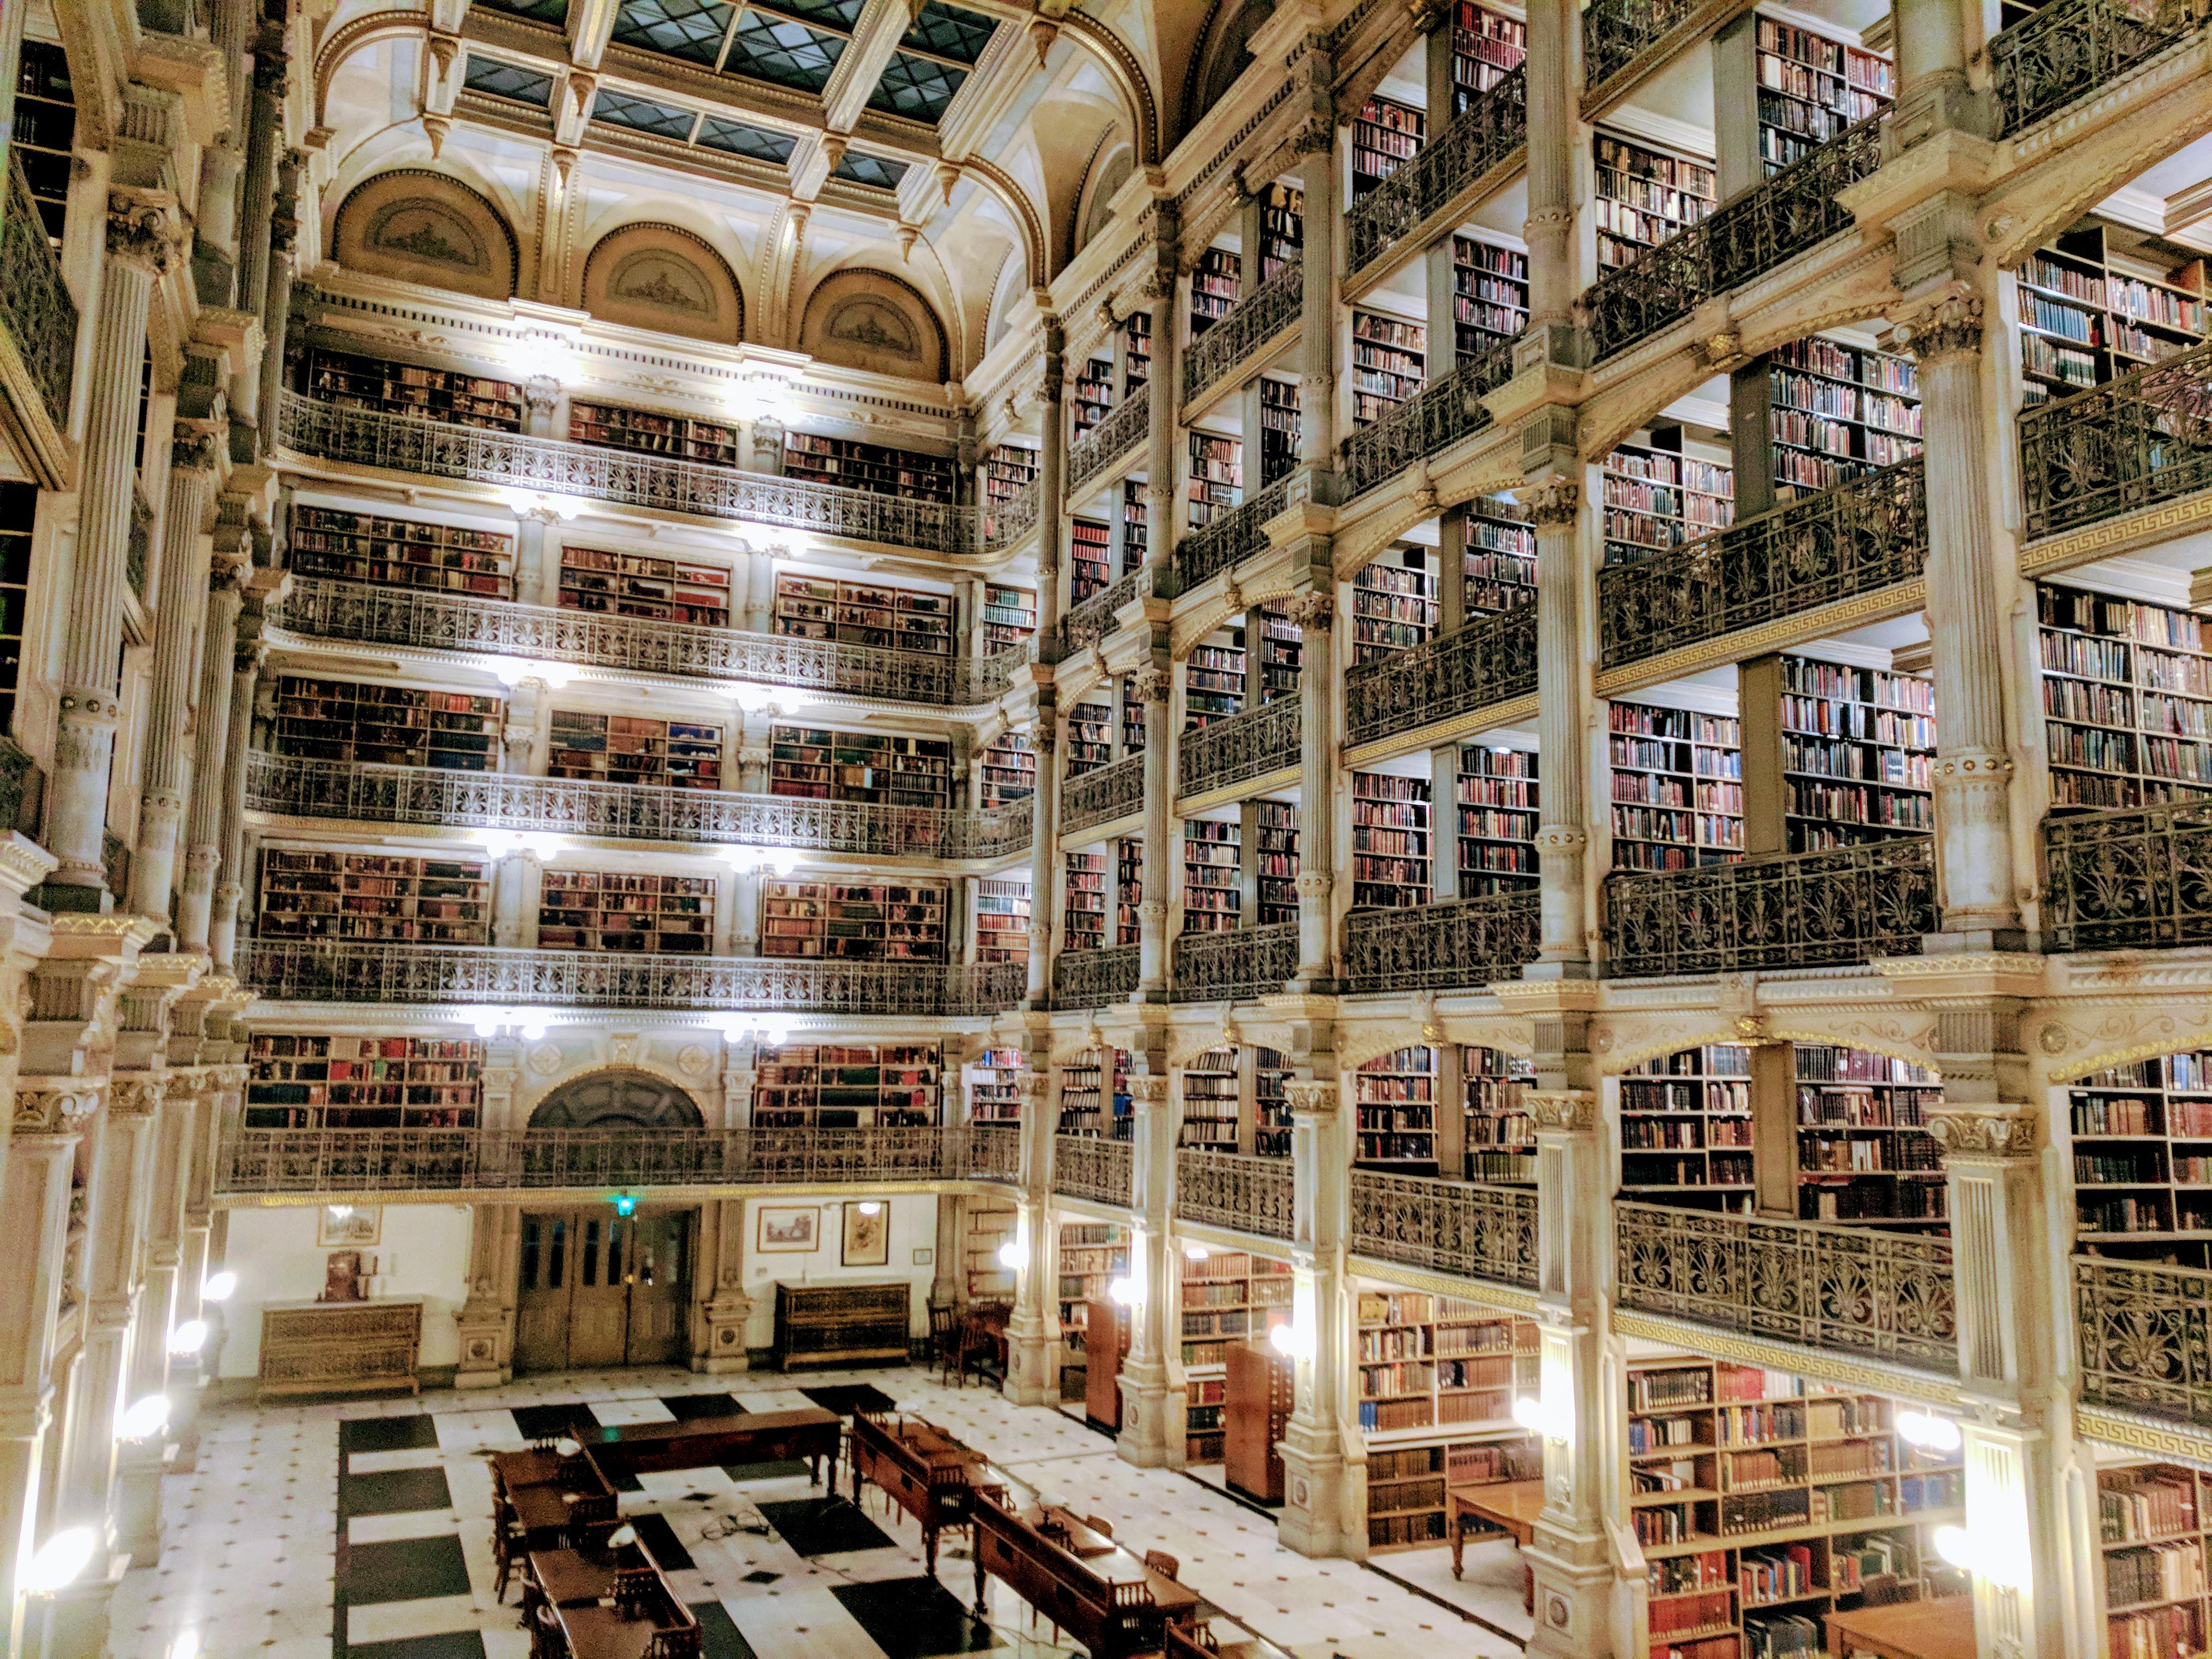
[1005,1055,1061,1406]
[1115,1068,1185,1467]
[1276,1072,1366,1558]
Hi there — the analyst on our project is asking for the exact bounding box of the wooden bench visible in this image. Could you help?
[968,1488,1198,1659]
[575,1407,843,1489]
[850,1409,999,1574]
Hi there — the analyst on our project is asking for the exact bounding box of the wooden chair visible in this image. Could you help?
[929,1303,964,1386]
[491,1511,527,1601]
[1145,1549,1180,1580]
[1085,1514,1115,1539]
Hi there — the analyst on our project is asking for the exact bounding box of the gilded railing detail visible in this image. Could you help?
[1178,698,1299,798]
[1345,604,1537,746]
[1055,569,1142,656]
[1173,480,1291,590]
[1052,1132,1132,1207]
[1051,944,1141,1011]
[1067,385,1149,493]
[1170,922,1297,1004]
[1183,262,1303,405]
[1582,0,1704,90]
[980,475,1042,552]
[4,156,75,434]
[1176,1150,1293,1239]
[2076,1254,2212,1428]
[1344,71,1527,275]
[1351,1170,1537,1288]
[1990,0,2210,136]
[2017,339,2212,542]
[2044,804,2212,952]
[1338,339,1517,499]
[1064,754,1146,834]
[1342,891,1540,993]
[966,1122,1021,1183]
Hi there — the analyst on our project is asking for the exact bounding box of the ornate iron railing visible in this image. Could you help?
[2017,338,2212,541]
[0,736,34,835]
[1052,1132,1132,1207]
[127,495,152,597]
[1173,479,1291,591]
[1351,1170,1537,1288]
[2044,803,2212,952]
[966,1122,1020,1183]
[1176,1150,1293,1239]
[244,937,1026,1015]
[1183,261,1303,404]
[214,1126,978,1197]
[2,156,74,433]
[1616,1201,1958,1373]
[1342,890,1541,993]
[1604,837,1934,976]
[1586,119,1883,362]
[275,578,1017,707]
[1178,697,1299,798]
[1051,944,1140,1010]
[1345,603,1538,746]
[1345,71,1527,275]
[1064,754,1146,834]
[1068,385,1150,493]
[1600,460,1928,669]
[279,391,976,558]
[2076,1254,2212,1427]
[1171,922,1297,1003]
[980,475,1042,552]
[1338,339,1519,499]
[1582,0,1704,90]
[1055,569,1142,656]
[1990,0,2209,136]
[248,751,1032,862]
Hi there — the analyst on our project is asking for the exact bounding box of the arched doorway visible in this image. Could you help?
[528,1069,705,1129]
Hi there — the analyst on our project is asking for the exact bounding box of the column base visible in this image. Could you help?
[455,1297,513,1389]
[29,1556,126,1659]
[167,1355,205,1474]
[1005,1312,1057,1408]
[1525,1547,1617,1659]
[1276,1429,1367,1560]
[111,1439,170,1568]
[28,882,106,915]
[702,1292,752,1373]
[1113,1358,1185,1470]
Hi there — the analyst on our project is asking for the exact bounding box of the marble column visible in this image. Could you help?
[1889,0,1981,144]
[454,1205,520,1389]
[256,152,302,457]
[701,1198,752,1372]
[1521,0,1582,330]
[209,642,264,971]
[176,572,243,953]
[1276,1074,1363,1557]
[1023,719,1059,1007]
[1139,217,1178,579]
[1527,482,1592,973]
[238,29,284,329]
[1285,592,1337,986]
[130,434,220,924]
[1290,53,1337,470]
[1115,1069,1183,1467]
[127,1089,198,1403]
[1135,666,1172,998]
[1004,1058,1061,1406]
[1038,317,1066,606]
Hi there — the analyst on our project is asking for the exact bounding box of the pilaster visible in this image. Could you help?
[455,1204,520,1388]
[1276,1068,1365,1558]
[1115,1069,1184,1468]
[1005,1043,1061,1406]
[1023,705,1058,1008]
[1523,477,1594,975]
[1283,587,1337,989]
[1135,664,1172,998]
[701,1198,752,1372]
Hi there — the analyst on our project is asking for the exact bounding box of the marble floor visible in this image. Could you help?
[109,1364,1534,1659]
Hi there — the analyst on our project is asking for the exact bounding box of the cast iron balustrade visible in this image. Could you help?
[1351,1170,1537,1288]
[1053,1132,1132,1207]
[3,156,75,434]
[1616,1201,1958,1373]
[1170,922,1298,1003]
[1990,0,2210,136]
[1342,890,1540,993]
[2076,1254,2212,1428]
[1582,0,1705,91]
[279,391,976,558]
[1064,753,1146,834]
[128,495,152,596]
[249,751,1032,862]
[2018,338,2212,541]
[1337,339,1518,499]
[967,1122,1020,1183]
[1054,569,1142,656]
[1345,71,1528,276]
[1585,119,1882,363]
[1068,385,1150,493]
[981,476,1042,552]
[2044,802,2212,952]
[276,577,1017,707]
[1051,943,1141,1010]
[1345,603,1538,746]
[1176,1150,1293,1239]
[0,738,33,834]
[214,1126,976,1198]
[1182,261,1303,405]
[1178,697,1299,798]
[244,937,1026,1016]
[1173,480,1291,591]
[1601,459,1927,670]
[1604,837,1934,976]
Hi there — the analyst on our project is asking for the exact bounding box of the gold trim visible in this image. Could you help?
[216,1178,995,1209]
[1595,580,1927,700]
[1343,692,1541,770]
[2019,489,2212,574]
[2078,1404,2212,1469]
[1609,1309,1962,1403]
[0,320,74,491]
[1174,1218,1292,1260]
[1340,149,1528,309]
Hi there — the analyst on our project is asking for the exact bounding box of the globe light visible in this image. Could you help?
[118,1395,170,1442]
[21,1527,96,1593]
[201,1272,237,1303]
[168,1320,209,1356]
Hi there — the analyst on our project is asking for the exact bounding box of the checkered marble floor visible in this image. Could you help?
[109,1365,1531,1659]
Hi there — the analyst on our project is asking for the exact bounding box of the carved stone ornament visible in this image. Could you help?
[1527,1090,1597,1132]
[109,1075,168,1116]
[1282,1079,1337,1116]
[1137,268,1174,305]
[1132,667,1172,703]
[106,194,178,275]
[1279,591,1334,630]
[1290,119,1334,157]
[1129,1075,1168,1104]
[1924,1106,2038,1157]
[1524,481,1581,528]
[170,431,219,474]
[527,1042,562,1076]
[1896,292,1984,362]
[14,1086,99,1135]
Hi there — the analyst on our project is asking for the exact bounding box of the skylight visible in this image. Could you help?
[464,56,556,107]
[833,150,908,190]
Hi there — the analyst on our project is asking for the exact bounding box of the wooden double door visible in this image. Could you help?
[515,1207,694,1373]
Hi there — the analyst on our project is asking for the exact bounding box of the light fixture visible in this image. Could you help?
[520,1021,548,1042]
[21,1527,96,1594]
[519,833,567,861]
[720,846,761,872]
[168,1320,208,1356]
[1932,1525,1976,1572]
[472,1014,503,1038]
[1107,1276,1139,1307]
[328,1203,354,1221]
[765,849,801,876]
[554,1437,581,1457]
[997,1240,1023,1269]
[1511,1395,1549,1435]
[1183,1244,1209,1261]
[201,1272,237,1303]
[612,1194,638,1218]
[476,829,517,860]
[1268,1322,1313,1360]
[721,1015,754,1040]
[770,688,809,715]
[168,1632,201,1659]
[857,1202,883,1217]
[757,1016,793,1046]
[117,1395,170,1442]
[608,1523,638,1548]
[732,685,771,714]
[1895,1410,1963,1454]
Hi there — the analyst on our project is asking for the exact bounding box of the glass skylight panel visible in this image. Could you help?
[869,52,966,122]
[833,150,909,190]
[758,0,866,30]
[902,3,995,63]
[475,0,570,23]
[611,0,734,64]
[592,87,699,140]
[697,116,797,162]
[463,56,556,106]
[722,13,845,91]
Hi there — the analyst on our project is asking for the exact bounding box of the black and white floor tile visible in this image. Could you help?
[110,1366,1532,1659]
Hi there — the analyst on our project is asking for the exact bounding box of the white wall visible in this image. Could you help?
[213,1203,474,1379]
[739,1193,940,1349]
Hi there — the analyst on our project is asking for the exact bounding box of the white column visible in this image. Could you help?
[1025,720,1059,1006]
[130,436,220,923]
[1004,1057,1060,1405]
[209,643,263,970]
[1286,592,1337,986]
[1115,1069,1184,1467]
[1526,483,1592,974]
[1136,668,1171,998]
[1290,49,1338,470]
[176,573,242,952]
[1276,1075,1364,1557]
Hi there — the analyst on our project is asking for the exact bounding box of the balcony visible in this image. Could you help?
[1170,922,1297,1004]
[1051,944,1141,1011]
[1345,604,1537,749]
[244,938,1024,1017]
[2018,338,2212,542]
[277,578,1017,708]
[1053,1132,1132,1207]
[1344,71,1527,279]
[1054,570,1140,656]
[1603,838,1934,978]
[2076,1254,2212,1431]
[1068,385,1150,494]
[2044,802,2212,953]
[1178,698,1298,800]
[1350,1170,1537,1289]
[0,156,75,465]
[1990,0,2210,136]
[1599,460,1927,673]
[968,1121,1020,1183]
[1183,262,1302,408]
[248,751,1032,862]
[1063,754,1145,835]
[1337,339,1517,499]
[1616,1202,1958,1375]
[1585,119,1881,362]
[1175,1149,1293,1240]
[1342,891,1540,994]
[1173,479,1291,591]
[279,391,976,559]
[981,476,1042,555]
[1582,0,1708,95]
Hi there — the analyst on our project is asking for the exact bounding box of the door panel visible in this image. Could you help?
[513,1207,697,1373]
[568,1215,631,1369]
[514,1213,574,1374]
[624,1212,691,1366]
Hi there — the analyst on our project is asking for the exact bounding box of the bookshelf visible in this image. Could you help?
[1356,1287,1537,1443]
[1352,549,1438,662]
[967,1046,1024,1122]
[1755,17,1893,176]
[1619,1044,1755,1210]
[1602,437,1734,567]
[549,711,722,790]
[2098,1463,2212,1659]
[769,725,952,807]
[1257,183,1304,281]
[1452,236,1530,363]
[1256,605,1301,701]
[256,849,491,945]
[1609,701,1744,870]
[1356,1046,1437,1169]
[2016,222,2211,406]
[1457,745,1539,896]
[1186,637,1247,729]
[291,506,515,600]
[1351,772,1431,908]
[983,443,1039,511]
[1768,337,1922,500]
[1463,1048,1538,1183]
[1067,701,1114,773]
[772,573,952,655]
[1116,840,1144,944]
[1064,851,1108,952]
[273,675,503,772]
[0,485,29,728]
[973,876,1031,966]
[2037,583,2212,811]
[1466,496,1538,614]
[14,42,75,242]
[1058,1220,1129,1381]
[1797,1045,1947,1227]
[1452,3,1527,110]
[1352,96,1423,199]
[297,346,524,431]
[1122,480,1149,573]
[1074,357,1115,438]
[754,1043,940,1128]
[562,546,731,628]
[1189,431,1241,532]
[1191,246,1240,337]
[1352,311,1426,425]
[1256,801,1299,927]
[760,879,949,962]
[1072,516,1113,605]
[1183,820,1240,934]
[568,399,739,466]
[1181,1049,1239,1150]
[1781,657,1936,851]
[2068,1049,2212,1263]
[1182,1252,1293,1460]
[245,1036,484,1131]
[979,730,1036,805]
[1059,1048,1130,1137]
[1254,1048,1294,1156]
[782,432,956,502]
[965,1205,1015,1305]
[1257,377,1299,486]
[537,871,715,954]
[981,582,1037,652]
[1123,312,1151,395]
[1593,133,1715,272]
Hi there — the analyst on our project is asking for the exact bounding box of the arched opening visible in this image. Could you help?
[528,1069,704,1130]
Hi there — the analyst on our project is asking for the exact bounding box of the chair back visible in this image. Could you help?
[1144,1549,1180,1580]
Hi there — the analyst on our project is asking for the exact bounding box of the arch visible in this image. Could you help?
[983,250,1025,354]
[1075,135,1135,257]
[529,1069,705,1130]
[2040,1009,2212,1087]
[1182,0,1267,139]
[314,9,432,129]
[798,267,951,381]
[1057,13,1163,166]
[332,167,519,300]
[583,222,746,346]
[963,155,1051,287]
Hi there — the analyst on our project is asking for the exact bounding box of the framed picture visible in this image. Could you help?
[911,1248,934,1268]
[756,1204,820,1254]
[842,1201,890,1268]
[317,1204,381,1248]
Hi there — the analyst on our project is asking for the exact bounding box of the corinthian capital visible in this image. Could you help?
[1279,591,1334,630]
[1896,291,1983,362]
[1924,1105,2037,1158]
[14,1085,100,1136]
[1523,481,1581,528]
[1289,117,1334,157]
[1282,1078,1337,1116]
[1132,667,1172,704]
[171,430,220,474]
[107,193,179,275]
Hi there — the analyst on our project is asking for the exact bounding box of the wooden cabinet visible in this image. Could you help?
[257,1299,422,1398]
[1085,1297,1128,1431]
[773,1281,910,1370]
[1225,1340,1293,1503]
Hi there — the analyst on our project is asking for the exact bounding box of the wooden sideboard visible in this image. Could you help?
[772,1281,910,1369]
[258,1298,423,1398]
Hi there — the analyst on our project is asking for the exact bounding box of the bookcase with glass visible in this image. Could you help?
[1781,657,1935,851]
[1352,773,1431,907]
[1256,607,1302,701]
[1189,432,1241,532]
[1619,1045,1755,1208]
[1452,2,1527,108]
[549,711,722,789]
[782,432,956,501]
[1609,701,1745,870]
[1071,517,1113,605]
[2037,583,2212,811]
[1185,636,1247,730]
[1066,702,1114,774]
[1453,237,1530,361]
[537,872,716,954]
[1602,434,1734,566]
[1457,745,1539,895]
[981,583,1037,653]
[1191,247,1240,336]
[1256,801,1299,927]
[2068,1049,2212,1263]
[760,880,949,962]
[772,574,953,655]
[1768,336,1922,500]
[290,507,515,599]
[273,676,503,771]
[245,1036,485,1130]
[296,346,525,431]
[1351,312,1425,425]
[769,727,952,807]
[1593,133,1715,270]
[1755,16,1892,175]
[1352,549,1438,662]
[1352,96,1423,197]
[1064,851,1108,952]
[569,399,739,465]
[753,1043,942,1128]
[256,850,491,945]
[2015,221,2212,404]
[1796,1045,1946,1227]
[561,547,731,627]
[973,877,1031,966]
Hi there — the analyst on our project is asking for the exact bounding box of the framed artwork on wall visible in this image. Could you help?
[756,1205,820,1254]
[842,1201,889,1267]
[318,1205,381,1248]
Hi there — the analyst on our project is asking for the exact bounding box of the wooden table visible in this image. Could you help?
[1826,1597,1976,1659]
[969,1490,1201,1659]
[849,1411,997,1574]
[961,1304,1010,1386]
[490,1448,569,1493]
[577,1407,842,1488]
[508,1481,595,1549]
[1447,1477,1548,1614]
[552,1597,701,1659]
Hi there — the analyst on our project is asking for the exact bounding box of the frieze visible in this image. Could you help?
[1526,1090,1596,1133]
[1923,1106,2039,1157]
